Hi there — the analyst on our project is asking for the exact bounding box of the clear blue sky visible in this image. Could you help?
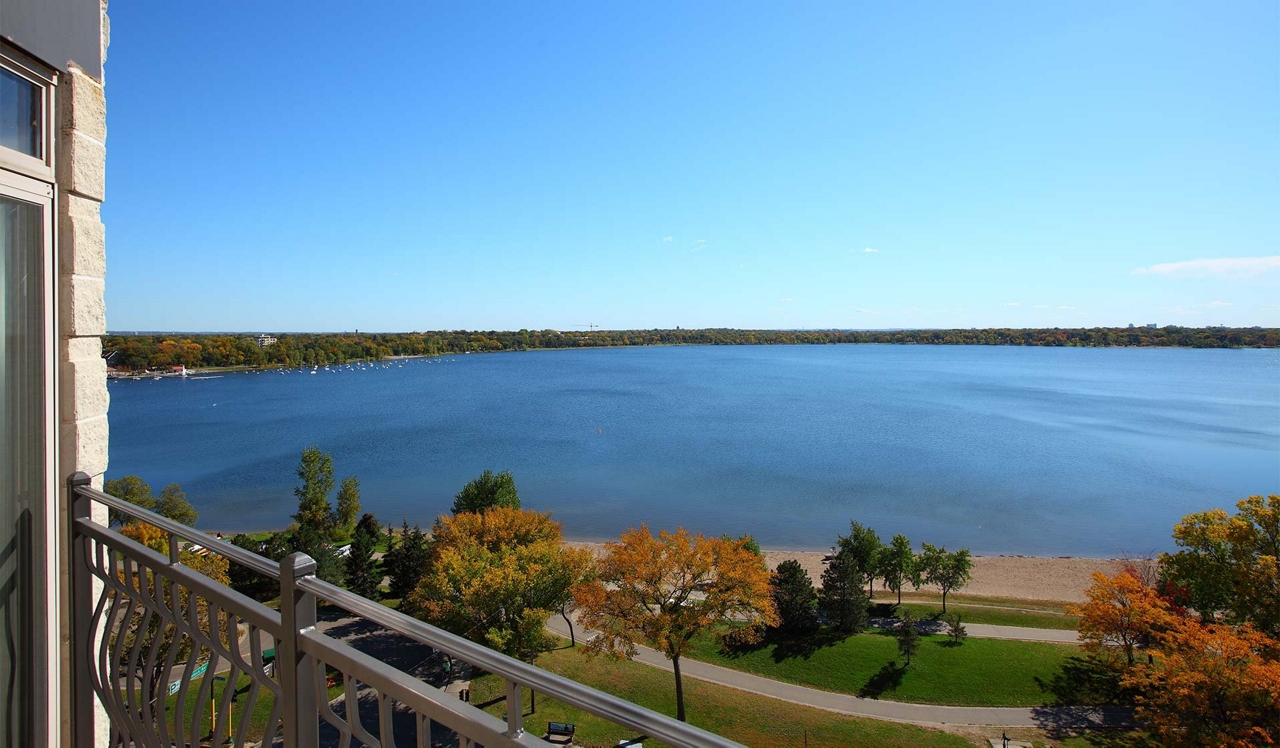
[103,1,1278,332]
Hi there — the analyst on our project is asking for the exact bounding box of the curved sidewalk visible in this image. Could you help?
[545,617,1128,729]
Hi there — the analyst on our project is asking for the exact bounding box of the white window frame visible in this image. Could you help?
[0,47,57,183]
[0,115,58,748]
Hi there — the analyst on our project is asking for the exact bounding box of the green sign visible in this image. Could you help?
[167,661,211,696]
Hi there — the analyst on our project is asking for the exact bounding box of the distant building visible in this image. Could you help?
[1127,323,1135,329]
[254,334,278,347]
[1146,323,1158,329]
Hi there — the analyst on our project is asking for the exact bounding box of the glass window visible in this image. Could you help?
[0,194,43,747]
[0,68,41,158]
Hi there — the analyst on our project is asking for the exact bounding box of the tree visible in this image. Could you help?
[404,507,593,661]
[820,548,870,634]
[153,484,198,527]
[104,475,153,525]
[1123,618,1280,746]
[919,543,972,613]
[384,521,432,601]
[944,611,967,645]
[345,513,381,599]
[574,526,777,722]
[290,521,344,586]
[770,559,819,634]
[1070,568,1175,666]
[1160,495,1280,636]
[334,476,362,538]
[293,446,335,532]
[839,521,883,599]
[228,533,285,600]
[879,533,918,605]
[893,609,922,666]
[451,469,521,514]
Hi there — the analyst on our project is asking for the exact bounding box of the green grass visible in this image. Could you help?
[898,591,1075,614]
[886,601,1079,631]
[149,671,345,743]
[470,644,972,747]
[686,627,1076,707]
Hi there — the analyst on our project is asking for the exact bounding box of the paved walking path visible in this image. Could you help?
[867,618,1081,644]
[544,617,1128,729]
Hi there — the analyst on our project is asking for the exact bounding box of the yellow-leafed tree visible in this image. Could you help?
[573,526,777,722]
[1070,568,1175,666]
[403,507,594,661]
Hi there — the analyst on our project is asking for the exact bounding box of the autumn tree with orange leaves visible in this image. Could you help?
[573,527,777,722]
[1124,618,1280,747]
[403,506,594,660]
[1070,567,1176,666]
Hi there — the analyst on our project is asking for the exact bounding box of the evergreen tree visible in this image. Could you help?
[344,513,381,599]
[293,446,335,533]
[451,470,520,514]
[385,521,431,601]
[290,521,344,586]
[334,476,362,539]
[820,550,870,634]
[894,609,922,666]
[770,559,818,634]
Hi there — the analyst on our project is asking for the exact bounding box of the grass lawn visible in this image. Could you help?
[882,601,1079,631]
[470,644,972,748]
[686,627,1076,707]
[153,671,345,744]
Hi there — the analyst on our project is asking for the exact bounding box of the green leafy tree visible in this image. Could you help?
[919,543,973,613]
[290,521,344,586]
[384,521,432,601]
[451,470,520,514]
[820,549,870,634]
[879,533,918,605]
[293,446,336,533]
[344,513,381,599]
[770,559,819,634]
[334,476,362,539]
[722,534,762,557]
[1159,495,1280,636]
[104,475,154,526]
[153,484,198,527]
[944,611,967,645]
[227,533,287,600]
[835,521,883,599]
[894,609,922,666]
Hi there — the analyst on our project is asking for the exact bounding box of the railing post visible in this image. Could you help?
[67,471,95,748]
[506,678,524,737]
[278,552,318,748]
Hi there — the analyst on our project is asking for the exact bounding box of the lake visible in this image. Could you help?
[106,345,1280,556]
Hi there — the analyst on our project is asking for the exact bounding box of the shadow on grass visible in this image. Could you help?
[718,627,849,663]
[1035,655,1127,707]
[858,661,905,699]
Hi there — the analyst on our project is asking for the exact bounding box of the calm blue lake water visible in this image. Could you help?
[106,345,1280,556]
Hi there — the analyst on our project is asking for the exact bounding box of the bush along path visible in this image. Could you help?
[544,615,1130,729]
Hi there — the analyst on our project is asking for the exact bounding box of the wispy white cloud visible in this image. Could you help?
[861,247,880,253]
[1057,305,1076,310]
[690,239,706,252]
[1132,256,1280,279]
[1004,302,1021,307]
[780,298,795,303]
[662,236,673,243]
[853,307,882,314]
[693,239,706,244]
[1202,300,1233,308]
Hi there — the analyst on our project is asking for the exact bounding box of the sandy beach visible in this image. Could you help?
[569,542,1132,603]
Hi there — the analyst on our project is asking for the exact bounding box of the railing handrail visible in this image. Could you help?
[73,481,283,579]
[69,477,746,748]
[300,576,744,748]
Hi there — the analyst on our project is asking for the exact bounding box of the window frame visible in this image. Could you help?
[0,151,57,748]
[0,47,56,182]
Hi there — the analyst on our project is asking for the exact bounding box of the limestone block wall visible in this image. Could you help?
[56,37,110,748]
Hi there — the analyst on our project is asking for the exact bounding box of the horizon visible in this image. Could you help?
[104,2,1278,331]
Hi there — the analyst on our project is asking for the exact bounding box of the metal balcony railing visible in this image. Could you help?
[67,472,743,748]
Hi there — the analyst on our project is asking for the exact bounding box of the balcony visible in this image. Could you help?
[67,473,741,748]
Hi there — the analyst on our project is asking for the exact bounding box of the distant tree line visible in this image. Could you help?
[103,325,1279,370]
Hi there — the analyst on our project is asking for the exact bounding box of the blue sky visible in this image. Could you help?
[103,1,1278,332]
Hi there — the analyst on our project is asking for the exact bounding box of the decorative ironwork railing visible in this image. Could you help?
[68,472,742,748]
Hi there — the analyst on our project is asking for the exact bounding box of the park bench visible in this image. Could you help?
[546,721,576,744]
